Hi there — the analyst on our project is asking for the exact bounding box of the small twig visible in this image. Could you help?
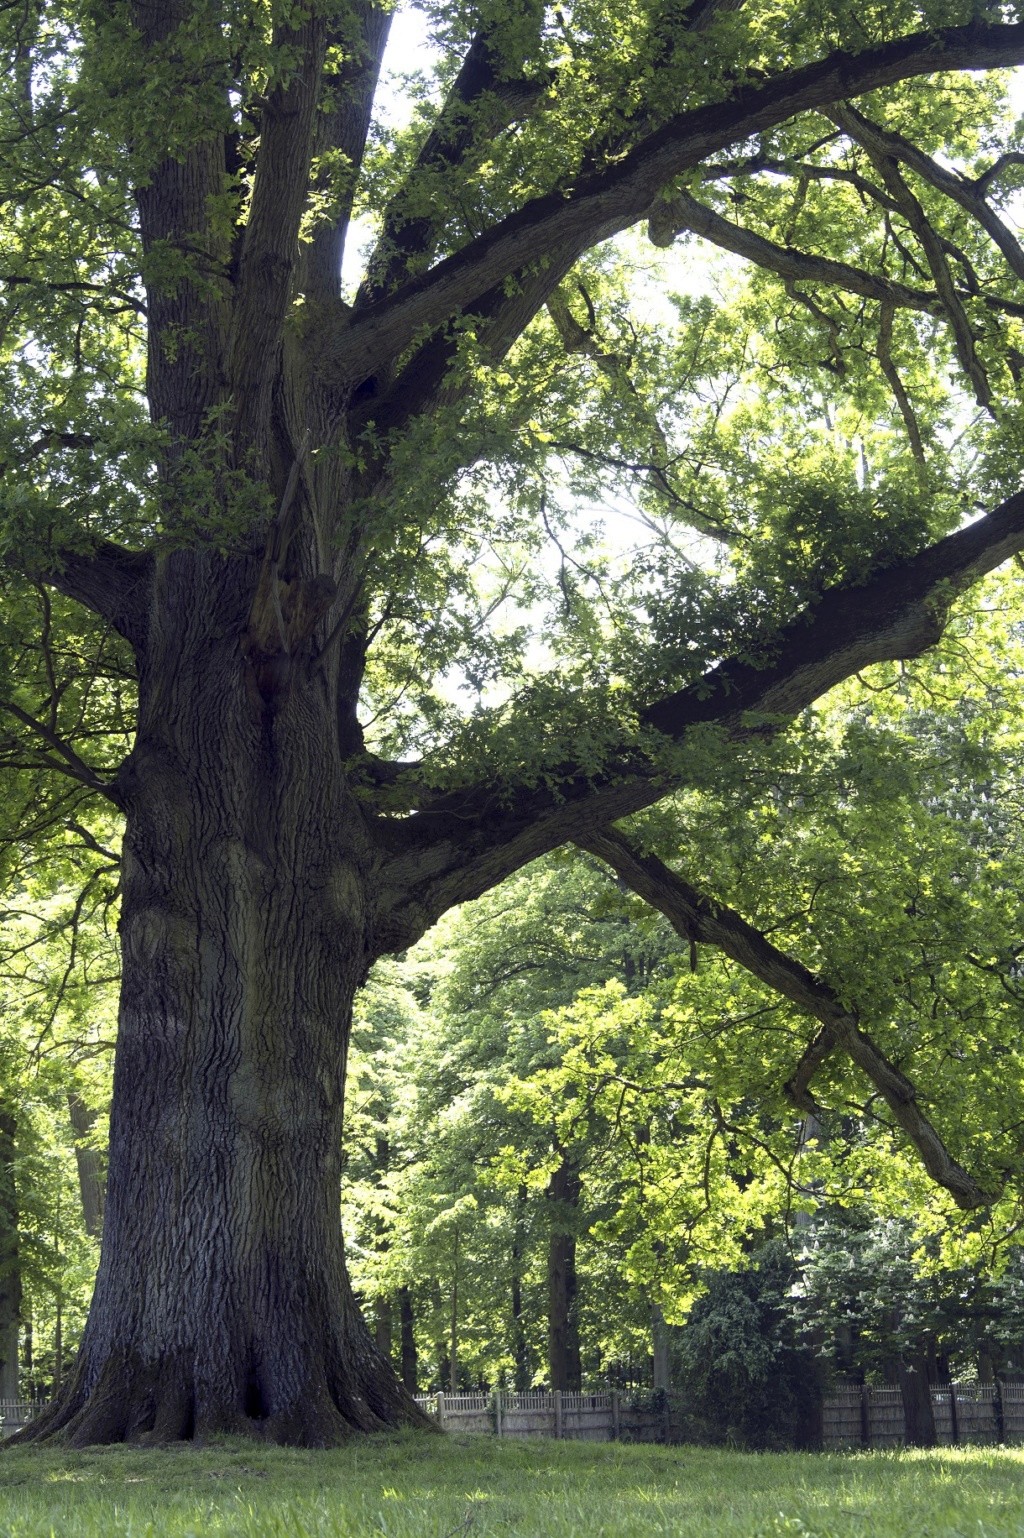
[441,1507,476,1538]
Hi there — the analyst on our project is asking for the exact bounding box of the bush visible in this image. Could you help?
[673,1242,822,1450]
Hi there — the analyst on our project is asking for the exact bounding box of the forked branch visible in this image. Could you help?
[647,188,939,313]
[829,104,994,411]
[830,101,1024,286]
[358,9,550,305]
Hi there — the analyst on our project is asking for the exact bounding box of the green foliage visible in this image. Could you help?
[343,628,1024,1401]
[796,1214,1024,1381]
[673,1242,822,1450]
[0,808,118,1394]
[6,0,1024,1436]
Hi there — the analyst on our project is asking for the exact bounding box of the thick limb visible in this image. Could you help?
[574,824,991,1211]
[376,483,1024,929]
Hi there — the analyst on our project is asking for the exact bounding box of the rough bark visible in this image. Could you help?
[546,1155,582,1393]
[15,558,427,1447]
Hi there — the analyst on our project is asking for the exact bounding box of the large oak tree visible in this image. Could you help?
[4,0,1024,1445]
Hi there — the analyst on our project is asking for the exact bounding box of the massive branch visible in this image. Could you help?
[31,542,151,652]
[331,21,1024,379]
[376,485,1024,935]
[573,825,991,1211]
[307,0,394,305]
[229,15,328,456]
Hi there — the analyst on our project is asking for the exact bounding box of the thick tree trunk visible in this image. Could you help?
[0,1108,21,1401]
[547,1155,581,1392]
[18,557,426,1446]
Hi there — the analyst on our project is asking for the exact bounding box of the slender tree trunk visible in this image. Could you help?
[18,560,426,1446]
[449,1228,459,1393]
[547,1154,581,1392]
[651,1304,671,1394]
[398,1287,418,1393]
[53,1294,62,1396]
[374,1297,392,1359]
[510,1184,530,1392]
[22,1312,32,1398]
[67,1094,104,1242]
[0,1108,20,1401]
[371,1134,392,1359]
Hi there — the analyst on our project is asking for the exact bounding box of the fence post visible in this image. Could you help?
[860,1383,871,1448]
[611,1389,620,1441]
[436,1391,445,1429]
[494,1390,503,1438]
[554,1389,563,1440]
[995,1379,1006,1444]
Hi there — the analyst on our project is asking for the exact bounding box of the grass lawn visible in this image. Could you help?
[0,1433,1021,1537]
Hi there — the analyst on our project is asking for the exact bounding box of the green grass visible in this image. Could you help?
[0,1434,1021,1537]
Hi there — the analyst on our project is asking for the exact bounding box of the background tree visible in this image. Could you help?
[0,828,116,1402]
[5,0,1024,1446]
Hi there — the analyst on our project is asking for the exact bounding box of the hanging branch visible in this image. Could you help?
[572,823,992,1210]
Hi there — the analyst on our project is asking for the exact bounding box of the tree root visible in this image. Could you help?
[8,1342,434,1449]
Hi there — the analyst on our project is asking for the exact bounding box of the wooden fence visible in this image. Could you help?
[5,1384,1020,1448]
[821,1381,1024,1449]
[422,1382,1024,1449]
[0,1400,45,1437]
[415,1390,667,1442]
